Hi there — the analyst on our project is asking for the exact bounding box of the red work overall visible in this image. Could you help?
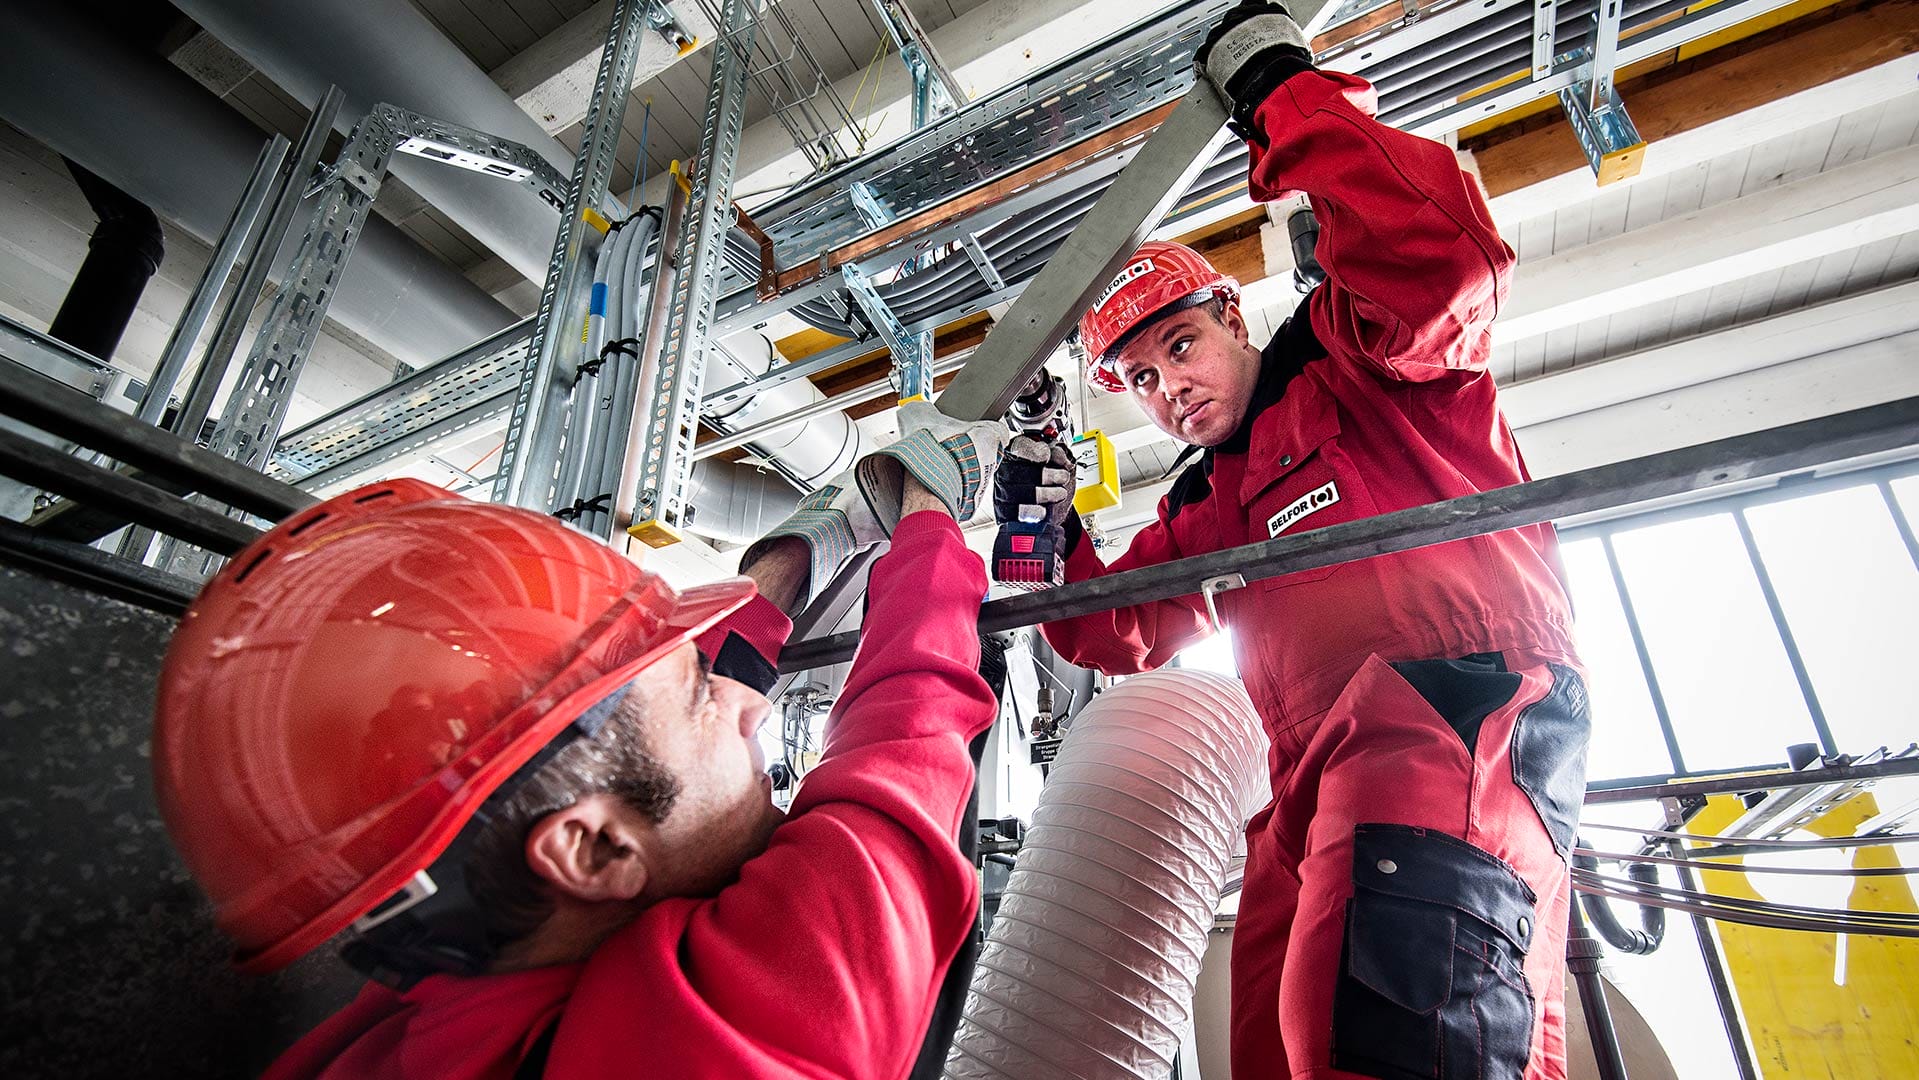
[1042,70,1590,1080]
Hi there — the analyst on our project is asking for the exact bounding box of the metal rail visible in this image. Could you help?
[1585,756,1919,806]
[0,427,262,555]
[778,397,1919,670]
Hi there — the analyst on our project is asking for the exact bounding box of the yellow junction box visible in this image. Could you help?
[1072,429,1121,516]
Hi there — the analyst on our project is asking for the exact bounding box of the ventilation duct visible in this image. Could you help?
[47,161,166,363]
[947,670,1269,1079]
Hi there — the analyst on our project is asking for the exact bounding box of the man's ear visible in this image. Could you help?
[1222,299,1252,348]
[523,793,652,903]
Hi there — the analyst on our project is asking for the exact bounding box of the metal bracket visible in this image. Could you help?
[1531,0,1558,79]
[1200,572,1245,634]
[848,180,893,228]
[841,263,933,403]
[961,233,1006,291]
[388,108,571,213]
[1556,1,1646,185]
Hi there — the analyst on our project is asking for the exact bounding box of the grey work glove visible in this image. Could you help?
[1193,2,1317,144]
[855,402,1012,532]
[993,436,1075,532]
[738,468,885,605]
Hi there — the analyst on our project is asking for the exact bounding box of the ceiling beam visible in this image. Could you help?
[1494,143,1919,342]
[490,0,721,135]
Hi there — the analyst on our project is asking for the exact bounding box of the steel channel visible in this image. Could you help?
[174,87,345,441]
[780,397,1919,670]
[137,135,290,425]
[0,427,263,554]
[610,180,688,536]
[492,0,648,510]
[0,361,316,520]
[0,519,200,617]
[934,80,1238,422]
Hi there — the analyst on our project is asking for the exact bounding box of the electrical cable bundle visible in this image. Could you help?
[1571,823,1919,940]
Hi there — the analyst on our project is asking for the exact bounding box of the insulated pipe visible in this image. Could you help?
[947,670,1270,1080]
[0,1,514,368]
[172,0,573,283]
[708,335,868,487]
[47,161,165,363]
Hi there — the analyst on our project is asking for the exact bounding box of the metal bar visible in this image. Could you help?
[1880,479,1919,576]
[871,0,968,114]
[136,135,290,425]
[1732,508,1838,756]
[204,106,401,476]
[932,79,1235,422]
[1667,841,1763,1079]
[1589,0,1623,109]
[0,519,200,617]
[1531,0,1558,78]
[175,87,344,441]
[841,263,931,402]
[629,0,759,546]
[1602,532,1687,773]
[0,427,262,554]
[492,0,650,510]
[1584,756,1919,805]
[0,361,315,520]
[611,174,690,537]
[780,396,1919,670]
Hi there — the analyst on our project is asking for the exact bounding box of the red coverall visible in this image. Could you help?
[265,512,997,1080]
[1043,71,1590,1080]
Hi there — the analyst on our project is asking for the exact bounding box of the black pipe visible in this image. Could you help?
[1567,897,1633,1080]
[47,159,164,362]
[1575,840,1667,954]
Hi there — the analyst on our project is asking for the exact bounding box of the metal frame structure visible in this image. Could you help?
[628,0,760,546]
[491,0,652,511]
[259,0,1807,498]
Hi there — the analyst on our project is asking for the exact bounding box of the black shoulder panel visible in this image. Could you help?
[1165,455,1215,522]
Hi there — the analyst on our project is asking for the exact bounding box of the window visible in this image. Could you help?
[1558,538,1671,781]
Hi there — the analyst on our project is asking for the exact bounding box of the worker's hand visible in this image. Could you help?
[993,436,1076,533]
[1193,2,1315,140]
[855,402,1012,532]
[739,467,885,609]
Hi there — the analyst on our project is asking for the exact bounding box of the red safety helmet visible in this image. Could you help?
[1077,240,1239,393]
[153,478,754,973]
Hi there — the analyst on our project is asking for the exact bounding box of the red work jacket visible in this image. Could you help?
[1042,70,1579,747]
[265,512,996,1080]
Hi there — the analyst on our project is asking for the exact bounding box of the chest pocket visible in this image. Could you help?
[1240,388,1375,590]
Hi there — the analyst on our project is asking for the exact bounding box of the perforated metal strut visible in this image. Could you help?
[628,0,758,547]
[492,0,651,510]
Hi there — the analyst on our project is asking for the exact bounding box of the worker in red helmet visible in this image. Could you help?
[994,5,1588,1079]
[155,408,1009,1079]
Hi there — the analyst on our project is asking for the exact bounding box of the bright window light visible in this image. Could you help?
[1177,629,1237,676]
[1558,538,1673,781]
[1610,514,1817,770]
[1746,484,1919,756]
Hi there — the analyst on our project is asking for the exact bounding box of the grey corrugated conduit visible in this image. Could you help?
[946,670,1270,1080]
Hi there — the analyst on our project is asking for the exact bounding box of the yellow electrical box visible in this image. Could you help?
[1072,429,1120,516]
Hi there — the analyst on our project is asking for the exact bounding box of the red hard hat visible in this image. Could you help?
[153,478,754,972]
[1077,240,1239,392]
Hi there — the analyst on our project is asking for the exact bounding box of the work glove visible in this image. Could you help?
[856,401,1011,532]
[738,468,885,605]
[993,436,1076,532]
[1193,2,1317,145]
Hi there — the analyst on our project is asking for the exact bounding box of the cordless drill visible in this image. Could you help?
[991,372,1072,591]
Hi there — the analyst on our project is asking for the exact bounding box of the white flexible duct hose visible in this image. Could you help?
[947,670,1269,1080]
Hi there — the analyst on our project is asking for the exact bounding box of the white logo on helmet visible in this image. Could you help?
[1093,257,1156,314]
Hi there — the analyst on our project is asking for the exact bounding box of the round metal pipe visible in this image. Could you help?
[173,0,574,284]
[0,1,515,368]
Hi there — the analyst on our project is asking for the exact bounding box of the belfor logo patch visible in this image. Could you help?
[1267,481,1340,537]
[1093,257,1155,313]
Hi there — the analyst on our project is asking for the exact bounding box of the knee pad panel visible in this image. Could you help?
[1511,664,1591,856]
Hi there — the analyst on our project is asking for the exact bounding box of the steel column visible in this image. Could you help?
[628,0,759,547]
[173,87,345,442]
[491,0,652,510]
[135,135,289,426]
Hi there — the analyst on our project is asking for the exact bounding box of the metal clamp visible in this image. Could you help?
[1200,571,1245,634]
